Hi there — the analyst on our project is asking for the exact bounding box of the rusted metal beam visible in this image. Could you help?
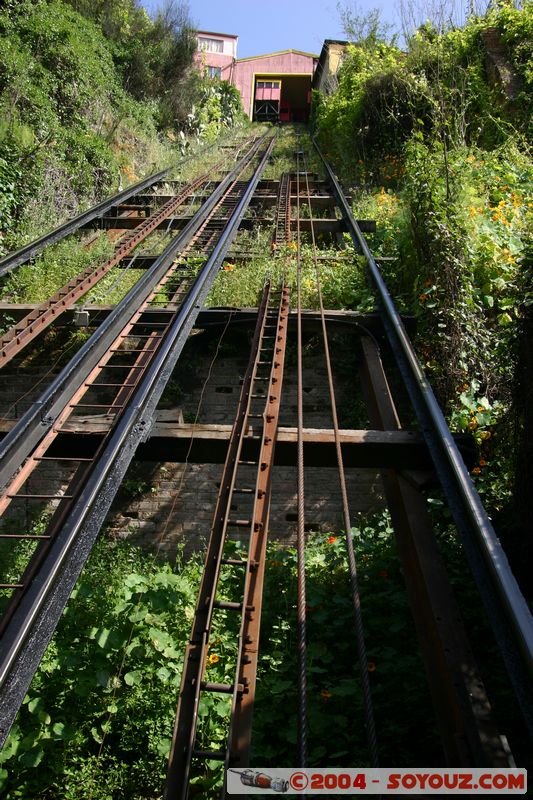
[0,422,474,470]
[82,216,376,234]
[227,284,290,769]
[358,334,510,767]
[0,170,223,369]
[0,304,415,337]
[165,285,274,798]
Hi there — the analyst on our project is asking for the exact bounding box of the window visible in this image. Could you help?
[207,66,221,79]
[257,80,280,89]
[198,36,224,53]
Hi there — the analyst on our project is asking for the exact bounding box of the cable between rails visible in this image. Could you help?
[299,140,379,768]
[294,151,308,771]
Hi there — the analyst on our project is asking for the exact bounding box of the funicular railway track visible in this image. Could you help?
[0,128,277,744]
[0,127,531,798]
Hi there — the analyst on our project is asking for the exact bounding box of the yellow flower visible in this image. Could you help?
[472,466,481,475]
[208,653,220,664]
[320,688,332,699]
[367,662,377,672]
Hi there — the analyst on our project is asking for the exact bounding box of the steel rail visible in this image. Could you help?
[0,130,247,278]
[0,169,170,278]
[0,133,269,492]
[313,138,533,735]
[226,283,290,770]
[165,285,273,800]
[0,132,278,747]
[299,146,379,767]
[0,166,225,368]
[358,334,510,766]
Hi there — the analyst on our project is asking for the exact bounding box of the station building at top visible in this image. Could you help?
[195,30,327,123]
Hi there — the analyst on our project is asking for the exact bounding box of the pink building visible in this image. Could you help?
[194,31,318,122]
[233,49,318,122]
[195,31,238,82]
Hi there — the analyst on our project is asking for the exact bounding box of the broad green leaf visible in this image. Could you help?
[27,698,44,714]
[90,727,103,744]
[96,669,110,688]
[19,747,44,768]
[129,608,149,623]
[156,667,171,682]
[156,738,171,758]
[124,573,145,588]
[124,670,142,686]
[91,628,112,649]
[52,723,66,738]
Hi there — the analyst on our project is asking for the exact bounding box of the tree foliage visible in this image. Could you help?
[313,2,532,577]
[0,0,245,253]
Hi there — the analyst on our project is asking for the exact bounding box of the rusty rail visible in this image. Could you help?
[0,131,277,747]
[165,283,289,798]
[0,147,254,368]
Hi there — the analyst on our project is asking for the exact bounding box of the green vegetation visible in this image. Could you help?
[313,2,532,572]
[0,2,532,797]
[0,0,246,255]
[0,514,448,798]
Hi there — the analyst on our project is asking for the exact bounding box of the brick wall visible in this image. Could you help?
[0,325,386,556]
[106,326,385,554]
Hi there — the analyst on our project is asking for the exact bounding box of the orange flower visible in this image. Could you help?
[367,662,377,672]
[472,467,481,475]
[320,688,332,699]
[223,263,235,271]
[418,293,428,301]
[479,459,487,467]
[327,535,337,544]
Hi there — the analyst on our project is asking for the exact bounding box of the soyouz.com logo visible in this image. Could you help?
[227,768,527,794]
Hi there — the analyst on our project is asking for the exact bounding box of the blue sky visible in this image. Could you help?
[141,0,400,58]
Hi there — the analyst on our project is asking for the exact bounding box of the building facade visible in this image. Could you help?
[195,30,238,82]
[195,31,318,122]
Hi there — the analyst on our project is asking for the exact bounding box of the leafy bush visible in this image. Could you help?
[314,2,533,575]
[0,513,445,798]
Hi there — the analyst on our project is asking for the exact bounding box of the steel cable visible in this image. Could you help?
[299,139,379,768]
[294,152,308,770]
